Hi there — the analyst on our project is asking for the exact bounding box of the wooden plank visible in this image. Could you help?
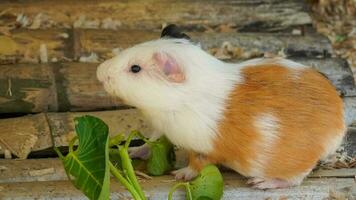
[0,175,355,200]
[0,29,334,63]
[0,110,154,158]
[344,126,356,156]
[0,158,355,199]
[74,29,157,60]
[0,63,57,113]
[0,0,311,31]
[75,29,333,60]
[0,29,71,64]
[309,168,356,178]
[0,113,51,159]
[199,32,333,58]
[0,158,66,183]
[345,97,356,129]
[47,110,153,148]
[1,158,355,184]
[58,62,124,111]
[0,62,123,113]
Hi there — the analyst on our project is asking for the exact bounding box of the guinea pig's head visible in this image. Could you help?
[97,25,214,111]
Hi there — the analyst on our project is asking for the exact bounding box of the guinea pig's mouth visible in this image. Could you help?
[97,62,117,96]
[96,66,107,83]
[101,82,117,97]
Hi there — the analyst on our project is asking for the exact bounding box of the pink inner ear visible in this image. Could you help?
[153,52,185,82]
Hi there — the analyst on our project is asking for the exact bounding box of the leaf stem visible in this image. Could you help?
[119,146,147,200]
[68,136,78,153]
[186,182,193,200]
[168,182,192,200]
[110,131,147,200]
[53,146,64,159]
[124,131,136,149]
[109,161,143,200]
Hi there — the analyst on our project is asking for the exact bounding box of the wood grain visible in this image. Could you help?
[0,109,153,158]
[0,29,334,63]
[0,29,71,64]
[0,113,51,159]
[0,159,355,199]
[75,29,333,60]
[0,0,311,31]
[0,63,57,113]
[0,173,355,200]
[1,158,355,183]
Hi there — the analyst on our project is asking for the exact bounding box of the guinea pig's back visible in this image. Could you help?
[213,60,345,180]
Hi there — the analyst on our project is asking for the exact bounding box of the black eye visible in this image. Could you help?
[130,65,141,73]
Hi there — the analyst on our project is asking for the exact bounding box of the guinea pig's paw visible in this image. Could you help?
[128,144,150,160]
[248,178,295,190]
[171,166,198,181]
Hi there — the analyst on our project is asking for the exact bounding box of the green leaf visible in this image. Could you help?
[146,136,175,176]
[61,115,110,200]
[335,34,347,43]
[189,165,224,200]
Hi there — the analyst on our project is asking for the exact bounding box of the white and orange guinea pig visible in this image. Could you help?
[97,24,346,189]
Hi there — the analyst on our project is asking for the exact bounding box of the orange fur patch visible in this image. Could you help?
[204,64,345,180]
[188,151,215,171]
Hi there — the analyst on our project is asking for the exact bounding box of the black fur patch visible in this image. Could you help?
[161,24,191,40]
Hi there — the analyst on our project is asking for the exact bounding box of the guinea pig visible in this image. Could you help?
[97,24,346,189]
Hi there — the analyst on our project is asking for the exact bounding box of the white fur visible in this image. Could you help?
[238,57,307,69]
[97,39,242,153]
[249,113,280,177]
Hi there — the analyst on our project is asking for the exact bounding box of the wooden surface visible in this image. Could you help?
[0,0,311,31]
[1,158,355,183]
[0,62,122,113]
[0,109,153,158]
[1,178,355,200]
[0,63,57,113]
[0,29,70,64]
[0,158,355,200]
[0,29,335,64]
[56,62,124,111]
[75,29,333,60]
[344,127,356,156]
[0,113,51,159]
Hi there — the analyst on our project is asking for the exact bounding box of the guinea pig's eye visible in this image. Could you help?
[130,65,141,73]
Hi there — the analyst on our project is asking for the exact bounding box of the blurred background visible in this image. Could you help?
[0,0,355,199]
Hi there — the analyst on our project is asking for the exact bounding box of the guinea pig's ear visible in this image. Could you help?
[153,51,185,83]
[161,24,191,40]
